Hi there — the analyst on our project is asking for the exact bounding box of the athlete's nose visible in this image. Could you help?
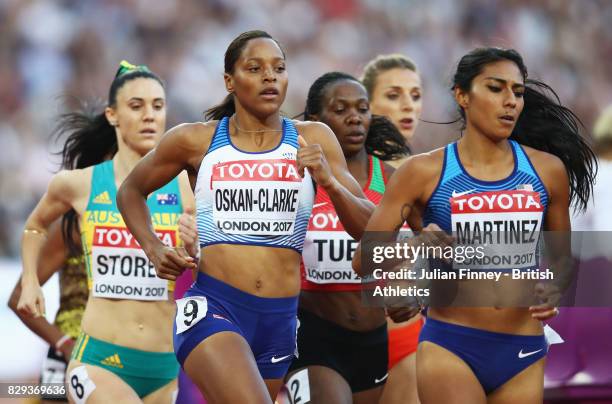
[400,94,414,112]
[262,66,276,82]
[346,111,363,125]
[503,90,517,109]
[143,104,155,121]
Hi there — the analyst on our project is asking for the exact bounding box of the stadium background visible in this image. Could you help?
[0,0,610,402]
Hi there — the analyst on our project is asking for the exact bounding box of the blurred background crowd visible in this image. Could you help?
[0,0,611,257]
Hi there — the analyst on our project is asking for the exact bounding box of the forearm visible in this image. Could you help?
[323,177,374,240]
[117,183,164,255]
[21,232,47,285]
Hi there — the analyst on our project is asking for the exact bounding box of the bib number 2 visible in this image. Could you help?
[285,368,310,404]
[175,296,208,334]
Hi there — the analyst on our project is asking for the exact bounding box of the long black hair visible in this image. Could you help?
[56,68,164,254]
[453,47,596,211]
[304,71,410,160]
[205,30,285,121]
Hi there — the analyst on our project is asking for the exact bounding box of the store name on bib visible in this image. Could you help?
[452,191,542,213]
[93,226,175,248]
[212,159,301,183]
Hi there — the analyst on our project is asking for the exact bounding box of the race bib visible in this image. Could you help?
[285,369,311,404]
[211,159,302,236]
[302,205,362,284]
[175,296,208,334]
[91,226,174,300]
[451,190,544,270]
[68,366,96,404]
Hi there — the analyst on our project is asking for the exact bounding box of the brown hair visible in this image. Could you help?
[361,54,418,96]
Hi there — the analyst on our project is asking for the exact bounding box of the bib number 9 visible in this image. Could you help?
[175,296,208,334]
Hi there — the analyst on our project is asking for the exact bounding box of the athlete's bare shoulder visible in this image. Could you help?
[396,147,446,181]
[158,121,219,170]
[48,166,93,206]
[292,120,333,142]
[164,121,218,152]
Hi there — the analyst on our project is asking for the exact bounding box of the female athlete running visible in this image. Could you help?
[18,61,194,403]
[354,47,595,403]
[116,31,374,404]
[285,71,408,404]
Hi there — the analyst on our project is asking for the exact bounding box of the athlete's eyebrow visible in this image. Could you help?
[127,97,165,102]
[331,97,369,103]
[484,77,525,90]
[385,85,421,91]
[244,57,285,63]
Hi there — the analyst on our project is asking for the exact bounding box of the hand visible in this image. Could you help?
[386,305,422,323]
[418,223,454,250]
[384,279,423,322]
[58,338,76,359]
[148,245,196,281]
[178,213,199,259]
[17,280,46,318]
[297,135,333,189]
[529,282,562,320]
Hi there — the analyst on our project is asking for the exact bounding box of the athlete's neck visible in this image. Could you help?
[233,108,283,133]
[113,146,145,185]
[459,126,512,167]
[345,148,369,189]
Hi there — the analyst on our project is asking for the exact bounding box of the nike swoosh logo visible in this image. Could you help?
[374,373,388,383]
[451,189,477,198]
[312,202,328,209]
[518,348,543,358]
[270,354,292,363]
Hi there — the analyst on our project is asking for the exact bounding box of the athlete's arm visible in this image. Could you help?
[18,170,83,317]
[352,155,448,276]
[297,121,374,240]
[117,123,207,280]
[531,152,571,320]
[177,172,199,258]
[8,220,76,358]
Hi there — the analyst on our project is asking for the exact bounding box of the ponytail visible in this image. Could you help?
[53,101,117,255]
[511,80,597,211]
[205,94,236,121]
[366,115,410,160]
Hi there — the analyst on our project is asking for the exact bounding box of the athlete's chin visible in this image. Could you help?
[132,142,156,156]
[250,103,283,119]
[399,128,415,142]
[487,129,513,142]
[342,142,365,157]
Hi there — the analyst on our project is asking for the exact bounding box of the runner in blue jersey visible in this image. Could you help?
[353,47,596,403]
[117,31,374,403]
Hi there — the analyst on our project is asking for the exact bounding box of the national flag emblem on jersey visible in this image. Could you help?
[157,193,178,205]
